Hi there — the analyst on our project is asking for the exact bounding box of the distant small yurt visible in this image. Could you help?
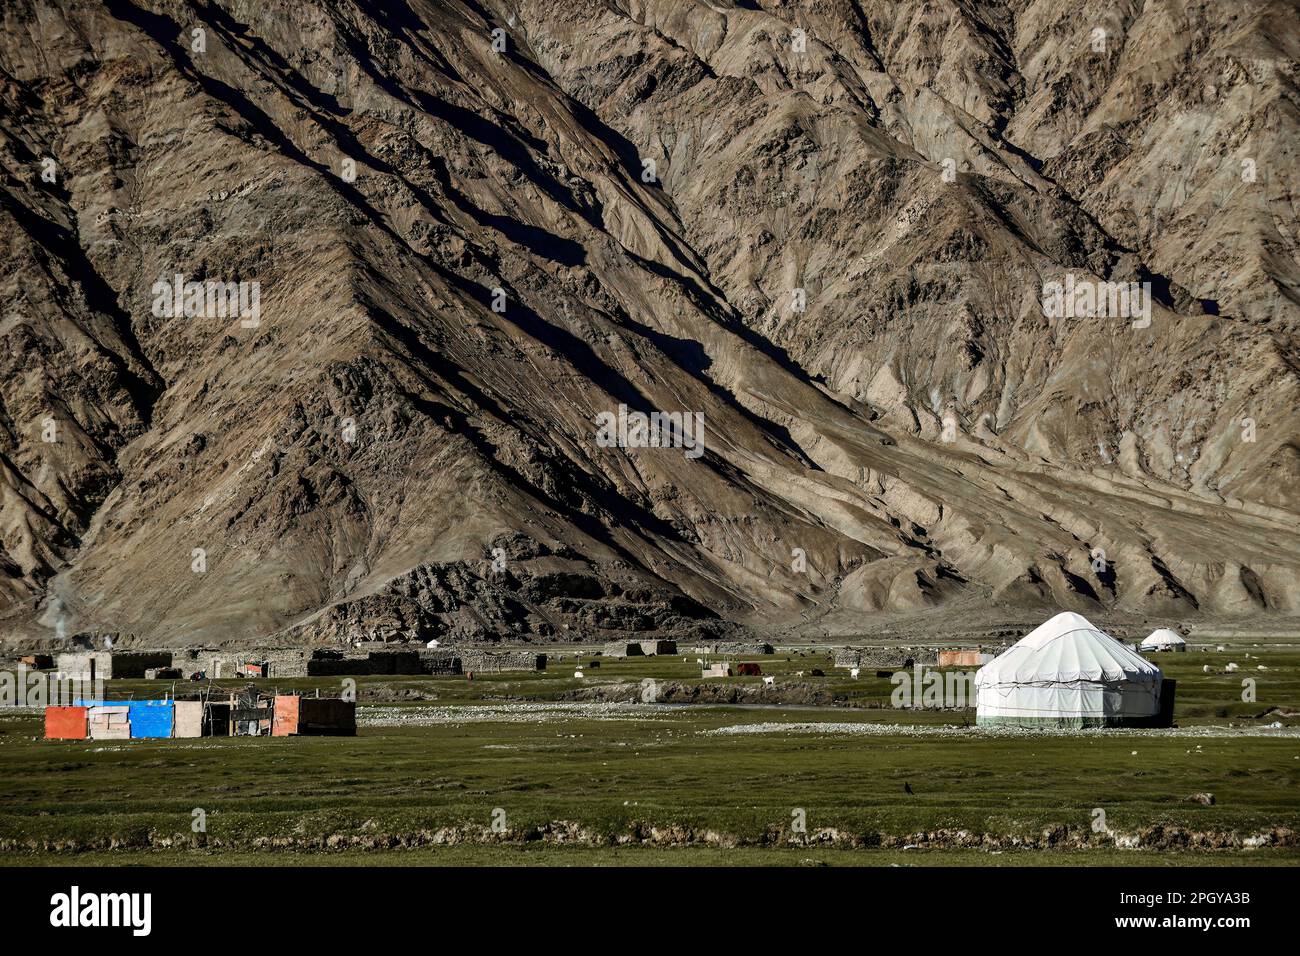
[975,612,1164,728]
[1140,628,1187,652]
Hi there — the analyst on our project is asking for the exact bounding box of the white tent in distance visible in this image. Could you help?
[975,612,1172,729]
[1140,628,1187,652]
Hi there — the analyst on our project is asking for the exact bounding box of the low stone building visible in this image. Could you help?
[56,651,173,680]
[638,639,677,656]
[602,641,644,658]
[172,648,312,678]
[603,639,677,657]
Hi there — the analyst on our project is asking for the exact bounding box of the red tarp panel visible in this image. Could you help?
[45,706,88,739]
[272,695,298,736]
[273,695,356,736]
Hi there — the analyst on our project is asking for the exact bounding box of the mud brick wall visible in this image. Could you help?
[306,656,368,676]
[57,651,172,679]
[693,642,774,655]
[367,650,421,674]
[936,649,989,667]
[459,649,546,672]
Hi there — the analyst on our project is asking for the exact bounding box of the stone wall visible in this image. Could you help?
[419,649,462,674]
[460,649,547,673]
[833,647,919,670]
[693,642,774,655]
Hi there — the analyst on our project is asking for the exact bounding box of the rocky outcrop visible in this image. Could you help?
[0,1,1296,646]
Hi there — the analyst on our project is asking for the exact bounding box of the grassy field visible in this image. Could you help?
[1,645,1297,866]
[8,846,1300,867]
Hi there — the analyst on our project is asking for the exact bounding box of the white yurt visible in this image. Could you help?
[1140,628,1187,652]
[975,612,1164,728]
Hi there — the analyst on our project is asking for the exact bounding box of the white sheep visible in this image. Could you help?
[849,668,860,679]
[574,669,584,679]
[762,676,775,687]
[1225,662,1239,673]
[1202,665,1212,673]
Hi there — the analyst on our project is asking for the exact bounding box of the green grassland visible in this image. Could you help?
[1,645,1297,866]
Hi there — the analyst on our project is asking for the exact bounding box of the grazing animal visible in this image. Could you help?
[574,670,584,679]
[1226,662,1239,672]
[849,668,860,679]
[904,782,914,796]
[762,676,775,686]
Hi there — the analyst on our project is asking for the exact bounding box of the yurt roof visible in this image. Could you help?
[976,612,1162,686]
[1140,628,1186,647]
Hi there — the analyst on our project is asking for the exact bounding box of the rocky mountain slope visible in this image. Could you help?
[0,0,1296,647]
